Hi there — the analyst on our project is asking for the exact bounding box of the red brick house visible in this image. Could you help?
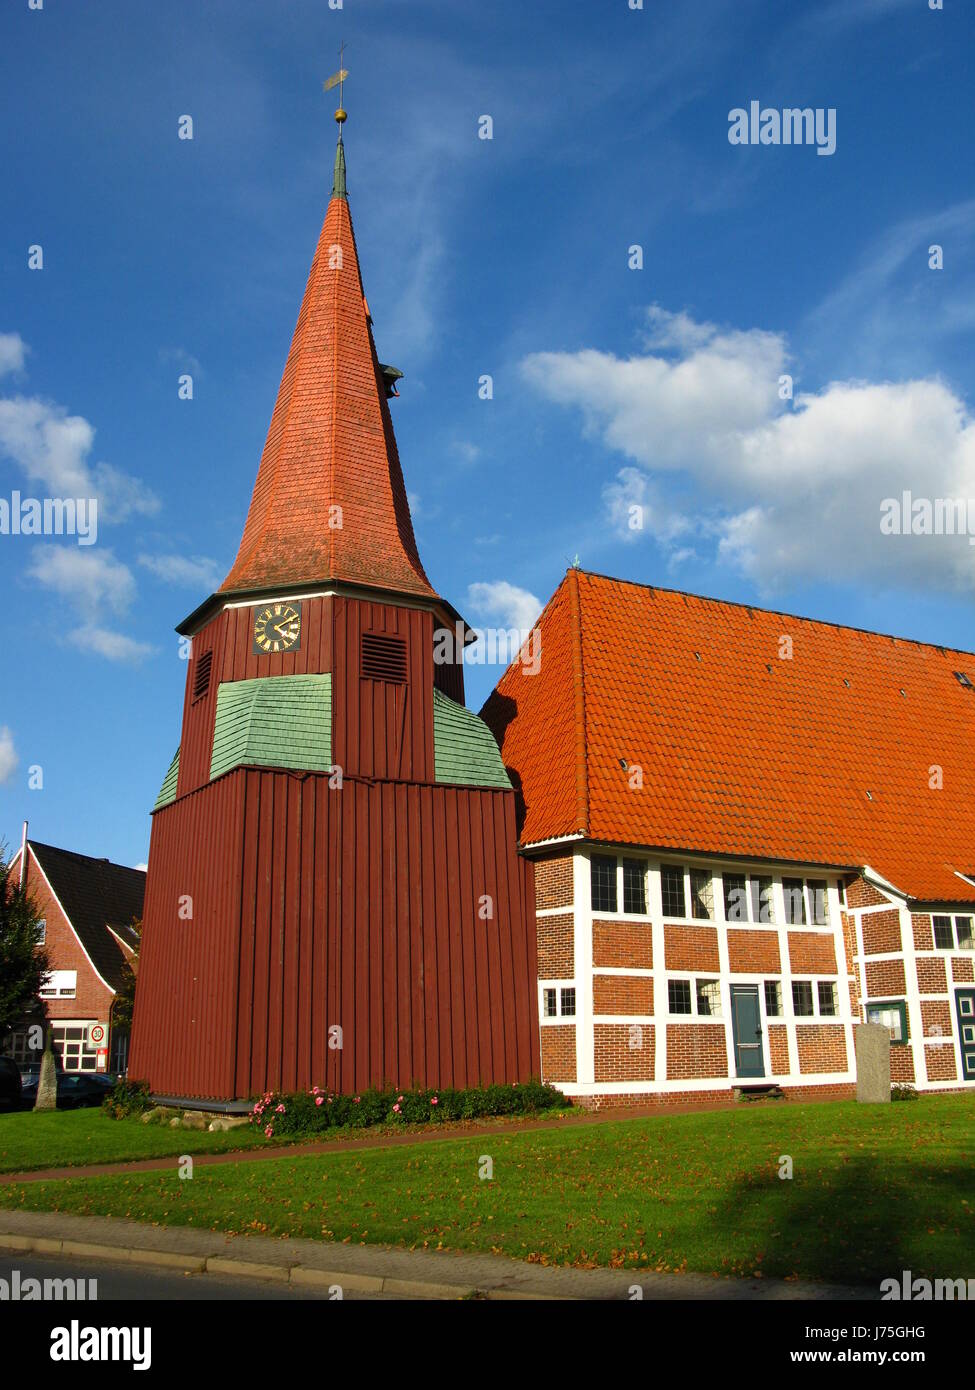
[482,568,975,1105]
[5,840,144,1074]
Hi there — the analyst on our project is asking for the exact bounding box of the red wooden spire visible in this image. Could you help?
[220,136,437,601]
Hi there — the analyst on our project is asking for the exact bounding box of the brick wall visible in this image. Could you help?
[534,855,574,911]
[864,958,907,997]
[592,974,654,1015]
[911,913,933,951]
[952,957,974,983]
[537,912,574,977]
[861,909,902,955]
[915,957,948,995]
[924,1045,957,1082]
[767,1023,789,1075]
[795,1024,848,1074]
[891,1046,915,1083]
[841,911,860,1015]
[663,924,720,973]
[540,1024,576,1083]
[787,931,837,975]
[920,999,953,1039]
[592,921,652,969]
[846,878,891,909]
[23,858,113,1025]
[593,1023,655,1081]
[666,1023,728,1080]
[727,929,780,973]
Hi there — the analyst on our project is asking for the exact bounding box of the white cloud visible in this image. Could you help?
[0,727,17,785]
[522,309,975,593]
[29,548,136,615]
[466,580,543,632]
[67,626,154,664]
[139,553,221,590]
[0,333,27,377]
[133,862,148,872]
[0,390,159,524]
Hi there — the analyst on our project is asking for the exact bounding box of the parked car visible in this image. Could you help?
[0,1057,22,1110]
[19,1069,107,1110]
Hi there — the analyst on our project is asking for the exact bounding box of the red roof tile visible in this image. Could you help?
[220,143,436,601]
[482,569,975,904]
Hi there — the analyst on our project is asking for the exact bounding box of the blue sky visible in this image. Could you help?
[2,0,974,868]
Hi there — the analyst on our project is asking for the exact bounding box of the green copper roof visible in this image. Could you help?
[332,137,347,199]
[433,688,511,789]
[210,674,333,782]
[153,748,180,811]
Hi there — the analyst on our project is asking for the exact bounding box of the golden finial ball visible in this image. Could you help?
[334,108,347,124]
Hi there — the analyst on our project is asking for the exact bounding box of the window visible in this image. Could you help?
[591,855,617,912]
[661,865,686,918]
[668,979,692,1014]
[53,1024,99,1073]
[542,988,557,1019]
[818,982,837,1017]
[808,879,829,925]
[933,915,955,949]
[696,980,722,1018]
[866,1000,908,1043]
[622,859,647,915]
[39,970,76,1000]
[792,981,814,1016]
[957,917,974,951]
[541,986,575,1020]
[750,876,775,924]
[690,869,714,921]
[36,918,46,945]
[764,981,782,1017]
[560,987,576,1018]
[723,873,748,921]
[782,877,806,925]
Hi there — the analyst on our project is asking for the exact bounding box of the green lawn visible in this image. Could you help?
[0,1108,269,1173]
[2,1095,972,1284]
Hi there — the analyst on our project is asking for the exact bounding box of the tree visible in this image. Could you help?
[110,919,141,1040]
[0,848,50,1041]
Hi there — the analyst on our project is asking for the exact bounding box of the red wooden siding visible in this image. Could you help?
[130,766,539,1099]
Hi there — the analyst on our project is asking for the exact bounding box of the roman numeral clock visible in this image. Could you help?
[252,601,301,654]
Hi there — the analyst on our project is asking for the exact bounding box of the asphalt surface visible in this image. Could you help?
[0,1250,393,1301]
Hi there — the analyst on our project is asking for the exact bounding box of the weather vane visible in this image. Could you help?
[323,42,349,128]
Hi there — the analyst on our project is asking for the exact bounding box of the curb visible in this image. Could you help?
[0,1231,548,1299]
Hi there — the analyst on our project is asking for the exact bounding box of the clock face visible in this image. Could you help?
[253,601,301,654]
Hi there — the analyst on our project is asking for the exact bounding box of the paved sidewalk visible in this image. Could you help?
[0,1208,877,1301]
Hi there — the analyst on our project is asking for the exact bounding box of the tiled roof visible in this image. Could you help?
[153,748,180,811]
[220,138,437,602]
[28,841,144,992]
[481,569,975,905]
[209,674,333,781]
[433,689,512,789]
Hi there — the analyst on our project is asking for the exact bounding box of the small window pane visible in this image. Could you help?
[696,980,722,1017]
[543,988,557,1018]
[808,879,829,925]
[764,981,782,1017]
[750,876,775,923]
[723,873,748,921]
[661,865,686,918]
[668,979,692,1014]
[782,878,806,925]
[591,855,617,913]
[560,988,576,1018]
[690,870,714,921]
[955,917,974,951]
[792,981,814,1016]
[37,919,46,945]
[623,859,647,915]
[933,915,954,949]
[817,982,837,1016]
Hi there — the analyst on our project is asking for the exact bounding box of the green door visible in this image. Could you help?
[731,984,765,1078]
[955,989,975,1081]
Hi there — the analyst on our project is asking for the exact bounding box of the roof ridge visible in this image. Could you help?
[575,568,975,662]
[566,567,590,837]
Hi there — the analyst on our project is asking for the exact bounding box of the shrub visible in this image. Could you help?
[891,1083,919,1102]
[103,1077,153,1120]
[250,1078,569,1140]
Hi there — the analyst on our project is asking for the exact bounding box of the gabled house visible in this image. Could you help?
[6,840,144,1073]
[481,568,975,1106]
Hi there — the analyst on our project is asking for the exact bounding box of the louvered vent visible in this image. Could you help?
[361,632,407,684]
[192,649,213,701]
